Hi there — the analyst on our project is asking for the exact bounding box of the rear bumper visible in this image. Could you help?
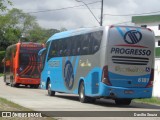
[98,82,152,99]
[15,77,40,85]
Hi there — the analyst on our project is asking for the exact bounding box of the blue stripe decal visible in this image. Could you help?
[136,28,141,32]
[125,27,130,32]
[66,57,68,62]
[116,27,124,37]
[74,56,80,75]
[71,56,74,63]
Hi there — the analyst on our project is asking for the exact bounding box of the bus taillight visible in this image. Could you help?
[146,69,154,88]
[102,66,112,86]
[16,68,20,76]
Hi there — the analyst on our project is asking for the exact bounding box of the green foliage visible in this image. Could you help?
[155,47,160,58]
[0,51,5,62]
[0,51,5,73]
[1,8,38,43]
[132,15,160,23]
[0,0,12,12]
[0,73,3,77]
[0,8,61,50]
[134,97,160,105]
[0,97,31,111]
[28,28,60,43]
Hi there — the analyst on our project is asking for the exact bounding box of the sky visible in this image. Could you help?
[7,0,160,30]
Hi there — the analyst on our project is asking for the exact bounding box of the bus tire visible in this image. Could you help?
[30,85,39,88]
[88,97,96,103]
[5,83,10,85]
[34,85,39,88]
[47,81,55,96]
[79,82,89,103]
[10,78,18,87]
[115,99,131,105]
[11,83,19,87]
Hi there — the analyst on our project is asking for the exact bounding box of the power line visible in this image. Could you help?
[75,0,100,25]
[104,11,160,16]
[27,1,101,14]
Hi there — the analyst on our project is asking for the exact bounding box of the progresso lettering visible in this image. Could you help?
[111,48,151,56]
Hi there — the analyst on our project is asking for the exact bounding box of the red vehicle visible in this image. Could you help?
[4,42,44,88]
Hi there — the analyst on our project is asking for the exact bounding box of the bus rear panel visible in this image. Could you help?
[4,42,44,87]
[100,26,154,99]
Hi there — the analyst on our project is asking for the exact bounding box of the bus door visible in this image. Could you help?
[47,40,62,90]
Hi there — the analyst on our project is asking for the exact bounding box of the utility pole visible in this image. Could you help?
[75,0,103,26]
[100,0,103,26]
[75,0,100,26]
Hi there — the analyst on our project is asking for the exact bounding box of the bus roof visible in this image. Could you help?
[46,25,152,43]
[47,26,104,43]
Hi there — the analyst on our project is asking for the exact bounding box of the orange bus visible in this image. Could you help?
[4,42,44,88]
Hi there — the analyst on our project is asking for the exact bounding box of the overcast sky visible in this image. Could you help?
[8,0,160,30]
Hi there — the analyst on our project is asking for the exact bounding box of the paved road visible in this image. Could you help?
[0,77,159,120]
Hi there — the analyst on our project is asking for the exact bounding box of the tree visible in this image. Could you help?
[0,8,40,48]
[28,27,60,43]
[0,8,62,50]
[60,27,67,32]
[0,0,12,12]
[5,8,38,33]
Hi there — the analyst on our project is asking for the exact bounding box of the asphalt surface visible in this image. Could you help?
[0,77,159,120]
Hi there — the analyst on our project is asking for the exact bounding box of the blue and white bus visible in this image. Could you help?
[40,26,155,105]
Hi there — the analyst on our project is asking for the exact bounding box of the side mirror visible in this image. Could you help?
[38,48,46,72]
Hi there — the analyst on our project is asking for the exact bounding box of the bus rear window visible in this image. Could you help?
[19,46,43,65]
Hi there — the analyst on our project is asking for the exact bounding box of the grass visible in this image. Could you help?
[134,97,160,105]
[0,74,3,77]
[0,97,55,120]
[0,97,31,111]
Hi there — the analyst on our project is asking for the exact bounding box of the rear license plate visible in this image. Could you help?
[124,90,134,94]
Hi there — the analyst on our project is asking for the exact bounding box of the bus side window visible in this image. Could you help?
[48,41,58,60]
[81,34,89,55]
[91,31,102,53]
[58,40,63,56]
[66,38,71,56]
[71,39,75,56]
[76,36,82,55]
[87,33,93,54]
[62,40,67,56]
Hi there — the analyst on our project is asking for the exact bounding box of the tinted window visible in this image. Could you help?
[19,46,43,65]
[47,30,103,58]
[48,41,58,60]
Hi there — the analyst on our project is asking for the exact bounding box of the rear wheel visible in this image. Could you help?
[115,99,132,105]
[10,77,19,87]
[34,85,39,88]
[11,83,19,87]
[5,83,10,85]
[30,85,39,88]
[47,81,55,96]
[79,82,89,103]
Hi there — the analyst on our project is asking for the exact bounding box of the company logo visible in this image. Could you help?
[124,30,142,44]
[64,60,74,90]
